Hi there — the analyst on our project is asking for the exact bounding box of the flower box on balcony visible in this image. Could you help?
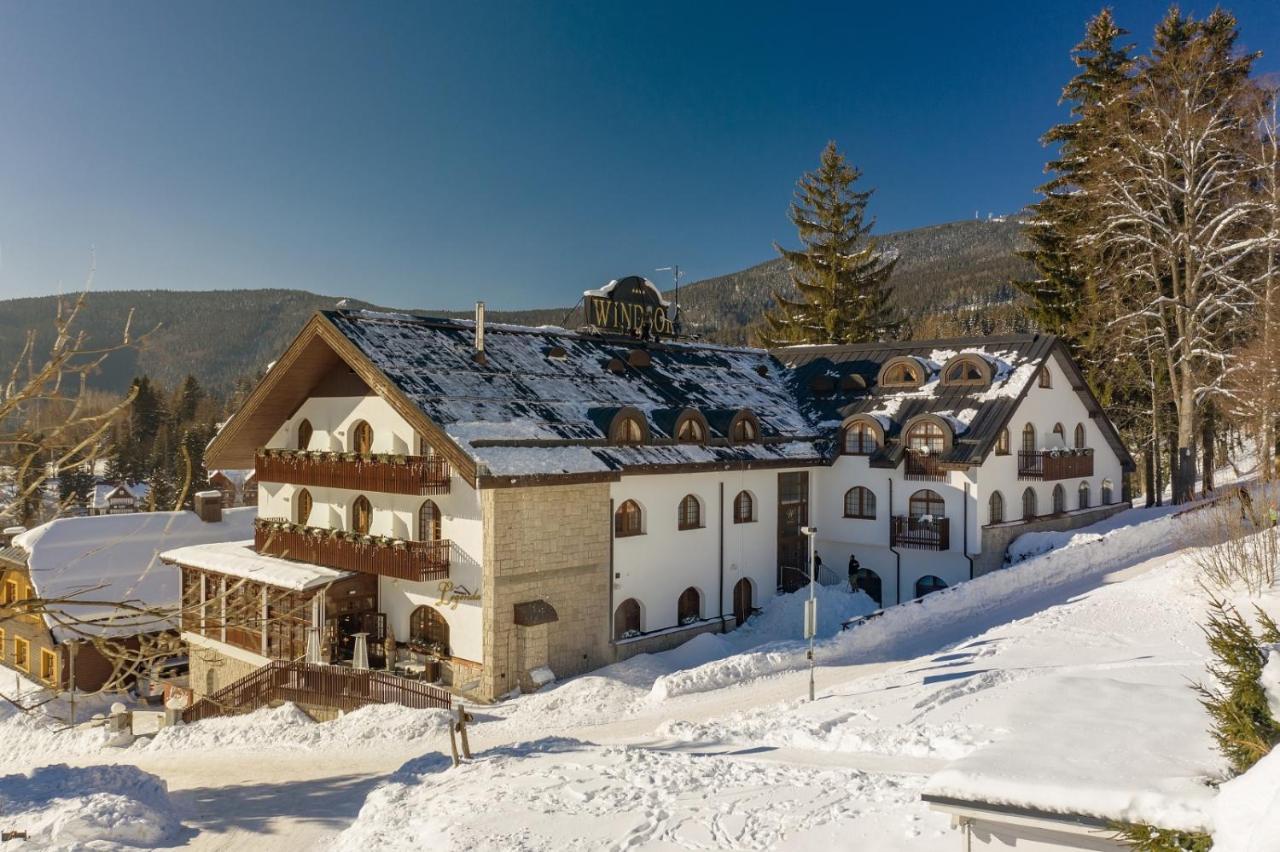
[255,449,450,495]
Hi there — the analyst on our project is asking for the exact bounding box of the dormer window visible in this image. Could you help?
[730,416,758,444]
[842,420,879,455]
[615,416,644,445]
[677,417,705,444]
[941,355,992,388]
[878,356,929,389]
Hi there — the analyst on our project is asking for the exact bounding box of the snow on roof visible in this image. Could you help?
[88,482,150,510]
[160,539,352,591]
[12,507,256,641]
[324,310,823,477]
[925,676,1220,831]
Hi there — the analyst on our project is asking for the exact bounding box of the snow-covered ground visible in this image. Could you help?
[2,490,1278,850]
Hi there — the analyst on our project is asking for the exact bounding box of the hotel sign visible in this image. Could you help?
[584,275,676,337]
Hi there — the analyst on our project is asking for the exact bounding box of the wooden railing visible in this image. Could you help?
[891,516,950,551]
[1018,450,1094,481]
[182,659,452,724]
[254,523,450,582]
[256,450,450,495]
[904,451,946,481]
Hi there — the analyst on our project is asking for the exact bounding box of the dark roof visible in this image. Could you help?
[323,310,825,478]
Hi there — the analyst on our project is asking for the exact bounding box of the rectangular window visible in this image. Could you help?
[14,637,30,672]
[40,648,57,683]
[1038,368,1051,388]
[2,579,17,605]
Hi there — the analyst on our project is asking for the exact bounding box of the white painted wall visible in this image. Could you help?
[260,395,485,663]
[610,468,798,633]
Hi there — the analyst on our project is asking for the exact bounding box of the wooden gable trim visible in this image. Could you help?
[205,312,480,487]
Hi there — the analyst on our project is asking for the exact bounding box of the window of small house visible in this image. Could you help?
[996,428,1010,456]
[944,358,986,386]
[1022,423,1036,453]
[731,416,757,443]
[1052,423,1066,443]
[14,637,29,672]
[1052,483,1066,514]
[1022,487,1038,520]
[882,361,922,387]
[295,488,313,525]
[989,491,1005,524]
[906,422,945,455]
[678,495,703,530]
[1039,368,1051,388]
[351,420,374,454]
[614,416,645,445]
[418,500,441,541]
[1102,479,1114,504]
[676,417,705,444]
[908,489,945,519]
[1078,481,1091,510]
[1074,423,1086,449]
[351,495,373,535]
[733,491,755,524]
[39,648,57,683]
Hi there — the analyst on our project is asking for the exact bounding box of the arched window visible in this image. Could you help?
[614,416,644,445]
[418,500,441,541]
[678,587,701,624]
[844,486,876,519]
[351,420,374,454]
[731,416,757,443]
[843,422,878,455]
[615,500,643,537]
[995,428,1010,456]
[1038,368,1052,388]
[944,358,986,385]
[1078,481,1091,510]
[989,491,1004,525]
[733,491,755,524]
[909,489,945,519]
[915,575,948,598]
[852,568,882,606]
[1022,423,1036,453]
[1101,479,1114,504]
[351,495,372,534]
[676,417,704,444]
[295,488,313,525]
[1052,423,1066,444]
[732,578,753,626]
[614,598,642,639]
[882,361,922,387]
[678,494,703,530]
[297,419,313,451]
[1022,487,1038,520]
[409,606,450,653]
[906,422,945,455]
[1052,484,1066,514]
[1074,423,1086,449]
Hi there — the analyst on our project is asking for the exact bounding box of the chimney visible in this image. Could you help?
[193,490,223,523]
[473,301,487,365]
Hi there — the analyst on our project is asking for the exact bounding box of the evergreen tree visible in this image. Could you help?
[57,462,95,511]
[1017,9,1134,339]
[129,376,168,448]
[760,142,900,346]
[177,424,215,509]
[174,374,205,425]
[146,444,177,512]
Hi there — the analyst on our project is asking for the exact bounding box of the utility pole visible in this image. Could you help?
[801,525,818,702]
[656,265,683,336]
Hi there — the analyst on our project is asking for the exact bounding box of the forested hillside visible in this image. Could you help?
[0,219,1033,393]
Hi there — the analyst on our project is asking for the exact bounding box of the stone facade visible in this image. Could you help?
[479,482,613,700]
[186,638,267,698]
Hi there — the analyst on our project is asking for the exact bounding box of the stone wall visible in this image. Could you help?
[480,482,612,700]
[186,637,266,698]
[614,618,730,663]
[975,502,1130,576]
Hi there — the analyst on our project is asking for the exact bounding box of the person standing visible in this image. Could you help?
[848,553,861,591]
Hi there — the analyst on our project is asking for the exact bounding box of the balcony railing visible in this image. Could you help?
[256,449,450,495]
[891,515,950,551]
[904,450,946,481]
[254,519,450,583]
[1018,449,1093,481]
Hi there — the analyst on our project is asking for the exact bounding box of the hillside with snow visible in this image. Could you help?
[1,489,1277,850]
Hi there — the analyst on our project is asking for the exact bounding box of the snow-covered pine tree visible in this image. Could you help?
[1093,8,1266,503]
[759,142,900,346]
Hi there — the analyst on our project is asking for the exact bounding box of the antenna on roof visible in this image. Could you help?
[656,265,683,336]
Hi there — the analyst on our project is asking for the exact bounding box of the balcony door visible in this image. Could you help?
[777,472,809,591]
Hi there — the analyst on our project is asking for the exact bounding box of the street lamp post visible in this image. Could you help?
[801,525,818,702]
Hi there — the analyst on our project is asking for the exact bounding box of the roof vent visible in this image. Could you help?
[606,358,626,375]
[546,345,568,360]
[808,374,835,394]
[754,364,769,377]
[627,348,651,368]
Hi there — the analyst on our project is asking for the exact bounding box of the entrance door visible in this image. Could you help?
[732,578,753,626]
[777,472,809,591]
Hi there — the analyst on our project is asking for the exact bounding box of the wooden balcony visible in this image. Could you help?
[891,515,950,551]
[254,521,450,583]
[1018,450,1093,481]
[256,450,450,495]
[904,450,946,481]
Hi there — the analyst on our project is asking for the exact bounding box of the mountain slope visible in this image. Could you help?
[0,219,1033,394]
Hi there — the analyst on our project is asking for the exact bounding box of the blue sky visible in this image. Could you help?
[1,1,1277,310]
